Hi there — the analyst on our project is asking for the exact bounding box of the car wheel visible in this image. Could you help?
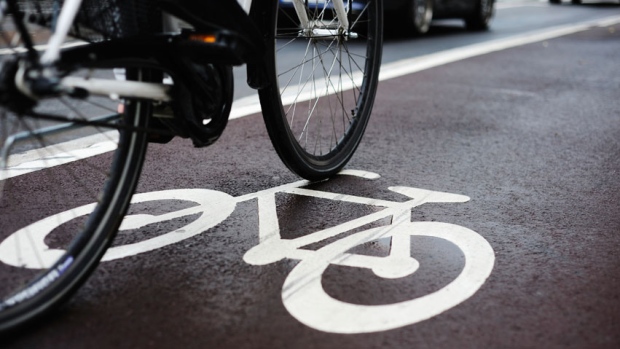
[465,0,494,31]
[403,0,434,35]
[571,0,582,4]
[549,0,561,4]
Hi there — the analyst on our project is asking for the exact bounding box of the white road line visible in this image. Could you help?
[0,41,87,55]
[378,15,620,82]
[496,0,550,9]
[2,14,620,178]
[1,132,118,180]
[233,14,620,119]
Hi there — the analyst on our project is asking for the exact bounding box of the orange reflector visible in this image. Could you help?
[189,34,217,43]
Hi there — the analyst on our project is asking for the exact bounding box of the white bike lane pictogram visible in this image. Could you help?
[0,170,495,334]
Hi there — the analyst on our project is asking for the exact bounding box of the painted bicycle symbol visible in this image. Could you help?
[0,170,495,333]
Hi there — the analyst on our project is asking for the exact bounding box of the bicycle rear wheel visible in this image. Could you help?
[259,0,383,180]
[0,13,151,333]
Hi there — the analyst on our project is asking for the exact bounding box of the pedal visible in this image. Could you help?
[147,104,176,144]
[152,103,175,119]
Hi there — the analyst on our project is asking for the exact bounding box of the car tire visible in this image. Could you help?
[465,0,494,31]
[393,0,433,35]
[571,0,582,4]
[549,0,561,4]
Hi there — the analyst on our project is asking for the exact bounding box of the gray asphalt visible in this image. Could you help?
[4,2,620,348]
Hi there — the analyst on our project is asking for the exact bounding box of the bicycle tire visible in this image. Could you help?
[0,20,152,333]
[464,0,494,31]
[259,0,383,180]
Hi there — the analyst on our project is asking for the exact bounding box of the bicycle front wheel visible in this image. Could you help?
[0,31,151,336]
[259,0,383,180]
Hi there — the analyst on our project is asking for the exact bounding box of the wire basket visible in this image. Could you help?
[18,0,160,41]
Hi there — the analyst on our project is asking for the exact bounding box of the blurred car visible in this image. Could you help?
[278,0,495,35]
[385,0,495,34]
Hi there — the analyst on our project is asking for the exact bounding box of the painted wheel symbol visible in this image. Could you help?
[282,222,495,333]
[0,189,236,268]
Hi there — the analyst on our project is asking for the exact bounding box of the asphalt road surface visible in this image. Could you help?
[4,1,620,348]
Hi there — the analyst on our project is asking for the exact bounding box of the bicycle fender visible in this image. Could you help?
[247,0,278,89]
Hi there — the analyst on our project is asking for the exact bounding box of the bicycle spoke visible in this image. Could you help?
[260,0,381,178]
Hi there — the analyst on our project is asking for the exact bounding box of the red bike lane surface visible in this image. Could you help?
[5,24,620,348]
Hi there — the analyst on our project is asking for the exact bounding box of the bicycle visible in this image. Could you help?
[0,0,383,332]
[0,169,495,334]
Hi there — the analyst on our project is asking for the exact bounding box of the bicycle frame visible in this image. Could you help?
[18,0,355,102]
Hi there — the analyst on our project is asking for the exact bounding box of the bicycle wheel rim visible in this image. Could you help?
[0,17,151,332]
[259,0,383,180]
[0,104,148,332]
